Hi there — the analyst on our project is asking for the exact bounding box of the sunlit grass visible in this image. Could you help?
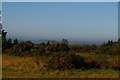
[3,68,118,78]
[2,54,119,78]
[75,53,118,59]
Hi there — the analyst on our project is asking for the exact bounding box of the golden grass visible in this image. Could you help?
[2,54,119,78]
[2,54,46,72]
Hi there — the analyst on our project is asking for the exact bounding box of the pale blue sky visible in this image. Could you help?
[2,2,118,43]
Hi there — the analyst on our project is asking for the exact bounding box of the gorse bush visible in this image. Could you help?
[46,52,86,70]
[8,41,34,56]
[85,60,100,69]
[38,43,69,53]
[6,40,70,57]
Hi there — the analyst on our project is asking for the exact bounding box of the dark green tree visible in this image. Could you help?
[118,38,120,42]
[2,30,7,40]
[102,40,113,47]
[13,38,18,45]
[7,38,13,49]
[46,41,50,45]
[107,40,113,46]
[2,30,8,51]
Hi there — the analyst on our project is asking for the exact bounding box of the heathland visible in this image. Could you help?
[2,30,120,78]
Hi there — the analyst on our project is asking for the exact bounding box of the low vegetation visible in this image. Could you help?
[2,29,120,78]
[2,54,118,78]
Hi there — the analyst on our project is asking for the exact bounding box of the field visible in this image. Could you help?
[2,53,119,78]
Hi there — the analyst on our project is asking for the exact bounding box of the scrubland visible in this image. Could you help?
[2,53,119,78]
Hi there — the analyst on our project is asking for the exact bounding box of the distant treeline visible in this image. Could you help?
[2,29,119,56]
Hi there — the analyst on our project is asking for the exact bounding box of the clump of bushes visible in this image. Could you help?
[69,44,97,53]
[69,40,119,56]
[85,60,100,69]
[5,39,70,57]
[37,42,69,54]
[7,41,34,56]
[95,46,119,55]
[46,52,86,70]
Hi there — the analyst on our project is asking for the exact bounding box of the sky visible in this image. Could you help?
[118,2,120,39]
[2,2,118,44]
[1,0,120,2]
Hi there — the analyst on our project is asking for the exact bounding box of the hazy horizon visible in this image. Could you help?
[2,2,118,44]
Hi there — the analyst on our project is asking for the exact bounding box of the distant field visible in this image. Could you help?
[2,53,119,78]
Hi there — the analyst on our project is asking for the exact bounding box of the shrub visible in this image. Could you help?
[86,60,100,69]
[8,41,34,56]
[95,46,118,55]
[45,43,69,53]
[46,52,86,70]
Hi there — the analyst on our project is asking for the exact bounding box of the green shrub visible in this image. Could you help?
[86,60,100,69]
[46,52,86,70]
[95,46,118,55]
[8,41,34,56]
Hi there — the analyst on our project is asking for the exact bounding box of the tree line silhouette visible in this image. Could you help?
[2,29,119,56]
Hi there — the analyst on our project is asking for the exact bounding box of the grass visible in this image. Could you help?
[75,52,118,59]
[2,54,119,78]
[2,68,118,78]
[76,53,119,69]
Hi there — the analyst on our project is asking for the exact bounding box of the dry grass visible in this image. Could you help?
[2,54,119,78]
[2,54,47,72]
